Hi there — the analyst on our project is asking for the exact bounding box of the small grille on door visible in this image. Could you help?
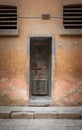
[63,4,82,29]
[0,5,17,30]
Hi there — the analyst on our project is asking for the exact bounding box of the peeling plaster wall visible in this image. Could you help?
[53,36,82,106]
[0,0,82,106]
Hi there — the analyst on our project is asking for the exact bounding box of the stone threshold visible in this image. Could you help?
[0,106,82,119]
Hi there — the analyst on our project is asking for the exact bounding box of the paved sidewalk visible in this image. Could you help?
[0,119,82,130]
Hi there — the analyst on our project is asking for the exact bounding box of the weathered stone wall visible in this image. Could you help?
[0,0,82,106]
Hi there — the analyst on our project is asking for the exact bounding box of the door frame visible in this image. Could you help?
[27,35,55,104]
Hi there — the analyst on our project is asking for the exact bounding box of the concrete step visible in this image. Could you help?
[0,106,82,119]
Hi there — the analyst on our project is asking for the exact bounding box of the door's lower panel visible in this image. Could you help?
[32,79,48,96]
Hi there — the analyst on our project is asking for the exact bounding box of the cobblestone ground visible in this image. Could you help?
[0,119,82,130]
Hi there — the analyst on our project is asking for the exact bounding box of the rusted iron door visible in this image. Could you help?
[30,40,51,96]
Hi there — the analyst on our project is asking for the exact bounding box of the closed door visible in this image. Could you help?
[30,37,51,96]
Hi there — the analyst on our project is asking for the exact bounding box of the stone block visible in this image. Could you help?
[34,111,57,119]
[11,111,34,119]
[14,126,26,130]
[26,128,39,130]
[0,126,12,130]
[0,113,10,119]
[68,127,82,130]
[39,127,53,130]
[27,119,54,127]
[58,113,81,119]
[53,127,67,130]
[1,119,28,126]
[80,113,82,119]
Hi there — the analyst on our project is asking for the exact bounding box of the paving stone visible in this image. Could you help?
[1,119,28,126]
[78,107,82,112]
[39,127,53,130]
[68,127,82,130]
[26,128,39,130]
[53,127,68,130]
[52,120,70,127]
[0,119,82,130]
[27,119,54,127]
[0,119,4,125]
[26,126,53,130]
[0,126,12,130]
[73,120,82,127]
[14,126,26,130]
[26,127,53,130]
[27,119,68,127]
[63,120,77,126]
